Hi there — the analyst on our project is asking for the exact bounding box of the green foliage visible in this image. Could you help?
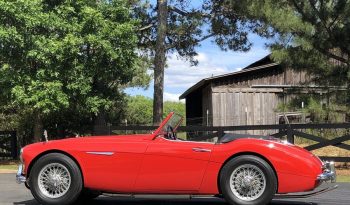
[164,101,186,124]
[124,95,185,125]
[306,98,327,122]
[0,0,150,139]
[133,0,260,123]
[125,95,153,125]
[229,0,350,97]
[135,0,254,64]
[277,94,347,123]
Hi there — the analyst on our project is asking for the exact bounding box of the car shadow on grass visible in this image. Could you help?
[13,198,317,205]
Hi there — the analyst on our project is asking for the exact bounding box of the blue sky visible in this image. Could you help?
[125,33,271,101]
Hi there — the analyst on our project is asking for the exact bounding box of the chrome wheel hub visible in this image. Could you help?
[38,163,71,198]
[230,164,266,201]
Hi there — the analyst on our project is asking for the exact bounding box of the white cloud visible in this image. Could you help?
[198,47,270,69]
[162,47,270,101]
[163,47,270,91]
[126,43,270,101]
[164,52,232,89]
[164,92,185,102]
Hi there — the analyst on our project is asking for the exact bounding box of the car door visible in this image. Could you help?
[135,137,214,193]
[80,137,149,193]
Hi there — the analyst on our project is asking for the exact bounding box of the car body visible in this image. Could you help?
[16,112,336,205]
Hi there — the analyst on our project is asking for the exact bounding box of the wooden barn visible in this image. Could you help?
[179,55,343,134]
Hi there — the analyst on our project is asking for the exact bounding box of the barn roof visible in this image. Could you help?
[179,54,279,99]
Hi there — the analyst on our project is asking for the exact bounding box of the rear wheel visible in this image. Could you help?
[220,155,277,205]
[29,153,83,205]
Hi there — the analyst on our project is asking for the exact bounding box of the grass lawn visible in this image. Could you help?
[0,164,18,170]
[337,175,350,183]
[335,169,350,182]
[0,160,19,171]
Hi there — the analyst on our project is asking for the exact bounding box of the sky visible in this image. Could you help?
[124,33,271,102]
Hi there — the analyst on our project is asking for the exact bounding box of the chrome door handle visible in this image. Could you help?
[192,148,211,152]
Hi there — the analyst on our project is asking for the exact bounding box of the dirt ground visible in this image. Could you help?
[337,168,350,175]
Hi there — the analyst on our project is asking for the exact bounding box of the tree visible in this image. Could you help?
[0,0,148,142]
[153,0,168,127]
[134,0,255,124]
[125,95,153,125]
[163,100,186,124]
[229,0,350,103]
[124,95,185,125]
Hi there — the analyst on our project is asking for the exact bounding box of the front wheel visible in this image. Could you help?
[219,155,277,205]
[29,153,83,205]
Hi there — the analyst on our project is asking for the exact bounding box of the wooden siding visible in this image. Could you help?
[284,68,311,85]
[213,67,311,88]
[211,88,282,135]
[185,62,320,131]
[207,67,311,134]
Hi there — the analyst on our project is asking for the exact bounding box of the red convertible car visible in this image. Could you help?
[17,112,336,205]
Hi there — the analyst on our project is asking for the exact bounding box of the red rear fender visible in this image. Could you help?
[201,139,323,194]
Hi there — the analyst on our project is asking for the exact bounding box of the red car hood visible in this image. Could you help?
[33,134,151,144]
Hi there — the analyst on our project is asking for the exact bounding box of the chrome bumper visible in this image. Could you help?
[16,164,26,184]
[276,161,337,199]
[317,161,336,183]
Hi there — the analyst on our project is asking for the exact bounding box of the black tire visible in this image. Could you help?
[219,155,277,205]
[29,153,83,205]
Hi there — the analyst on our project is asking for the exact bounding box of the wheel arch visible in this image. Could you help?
[27,149,84,187]
[216,151,278,194]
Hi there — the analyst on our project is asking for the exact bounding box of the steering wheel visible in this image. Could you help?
[166,125,177,140]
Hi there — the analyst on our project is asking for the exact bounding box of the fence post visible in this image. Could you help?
[108,124,111,135]
[217,127,224,140]
[287,127,295,144]
[11,131,18,159]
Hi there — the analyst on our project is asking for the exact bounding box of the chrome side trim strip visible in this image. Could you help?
[192,148,212,152]
[86,152,114,156]
[102,194,218,199]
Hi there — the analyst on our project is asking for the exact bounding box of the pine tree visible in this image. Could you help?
[133,0,255,124]
[230,0,350,102]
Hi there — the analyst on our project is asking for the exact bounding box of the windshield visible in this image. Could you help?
[153,112,183,136]
[161,113,183,133]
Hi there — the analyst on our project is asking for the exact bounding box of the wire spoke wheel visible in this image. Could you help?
[38,163,71,199]
[229,164,266,201]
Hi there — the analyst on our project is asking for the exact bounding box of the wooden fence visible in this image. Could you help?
[106,123,350,162]
[2,123,349,162]
[0,131,17,159]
